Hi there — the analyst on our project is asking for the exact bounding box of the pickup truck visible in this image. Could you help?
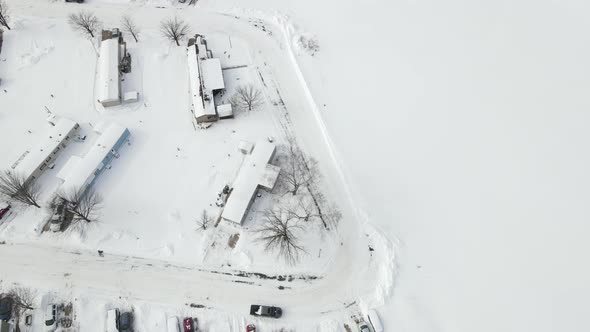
[249,305,282,318]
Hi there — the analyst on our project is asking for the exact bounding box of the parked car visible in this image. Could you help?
[0,204,10,220]
[367,309,383,332]
[358,320,372,332]
[44,304,57,331]
[65,0,84,3]
[167,317,180,332]
[249,305,282,318]
[117,311,133,332]
[183,317,194,332]
[246,323,256,332]
[0,298,12,321]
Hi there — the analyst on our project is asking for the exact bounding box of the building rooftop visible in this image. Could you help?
[201,58,225,91]
[58,123,128,193]
[217,104,233,118]
[188,44,217,119]
[97,37,120,106]
[222,141,280,224]
[13,118,78,181]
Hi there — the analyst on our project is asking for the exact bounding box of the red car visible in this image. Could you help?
[183,318,194,332]
[246,324,256,332]
[0,205,10,220]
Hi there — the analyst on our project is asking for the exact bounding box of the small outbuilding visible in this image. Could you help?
[216,104,234,119]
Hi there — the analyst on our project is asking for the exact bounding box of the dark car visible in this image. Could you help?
[65,0,84,3]
[0,298,12,321]
[183,317,193,332]
[0,205,10,220]
[117,311,133,332]
[246,324,256,332]
[249,305,282,318]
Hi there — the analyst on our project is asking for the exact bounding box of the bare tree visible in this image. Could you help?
[279,141,319,196]
[197,209,213,230]
[313,191,342,229]
[121,15,140,42]
[160,16,190,46]
[287,194,341,230]
[8,286,36,311]
[287,199,320,223]
[58,188,103,223]
[230,84,264,112]
[0,0,10,30]
[68,11,101,38]
[257,208,306,265]
[0,170,41,208]
[7,286,37,326]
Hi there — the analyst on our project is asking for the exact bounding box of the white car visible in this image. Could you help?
[44,304,57,331]
[367,309,383,332]
[358,320,372,332]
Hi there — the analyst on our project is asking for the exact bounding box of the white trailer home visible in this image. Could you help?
[97,29,127,107]
[187,35,226,123]
[57,122,130,197]
[11,117,79,184]
[221,141,280,225]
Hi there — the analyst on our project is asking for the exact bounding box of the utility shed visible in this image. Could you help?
[222,141,281,225]
[216,104,233,119]
[57,123,129,196]
[12,117,79,184]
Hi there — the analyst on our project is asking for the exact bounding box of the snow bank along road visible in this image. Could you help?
[0,0,394,323]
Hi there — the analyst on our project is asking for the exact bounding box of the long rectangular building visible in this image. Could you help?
[97,30,125,107]
[222,141,281,225]
[187,35,226,124]
[12,117,79,184]
[57,122,129,196]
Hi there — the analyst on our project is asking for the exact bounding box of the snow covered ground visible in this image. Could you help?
[0,0,393,331]
[2,0,589,331]
[199,0,590,331]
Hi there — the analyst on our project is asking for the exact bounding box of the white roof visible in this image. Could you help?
[201,58,225,91]
[56,156,82,180]
[13,118,78,181]
[106,309,118,332]
[222,141,280,224]
[123,91,139,102]
[58,123,128,193]
[238,140,253,154]
[216,104,233,118]
[187,45,216,120]
[97,38,120,106]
